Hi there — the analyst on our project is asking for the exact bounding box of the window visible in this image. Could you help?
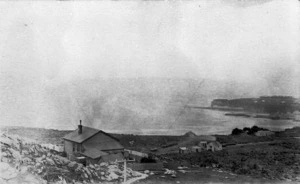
[77,144,81,152]
[71,143,84,153]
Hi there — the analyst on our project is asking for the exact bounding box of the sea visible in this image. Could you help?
[104,109,300,135]
[2,108,298,136]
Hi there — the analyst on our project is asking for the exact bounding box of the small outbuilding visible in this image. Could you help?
[124,149,149,162]
[191,146,201,153]
[179,147,189,154]
[198,141,208,150]
[293,111,300,121]
[207,141,222,152]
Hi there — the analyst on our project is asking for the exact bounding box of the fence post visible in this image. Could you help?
[124,159,127,183]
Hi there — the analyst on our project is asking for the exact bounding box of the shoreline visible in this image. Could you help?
[1,125,298,137]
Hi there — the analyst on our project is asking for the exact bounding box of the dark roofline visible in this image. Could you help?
[62,128,93,143]
[62,126,99,143]
[81,130,121,144]
[99,130,120,142]
[63,127,121,144]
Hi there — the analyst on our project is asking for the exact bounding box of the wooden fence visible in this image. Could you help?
[127,162,164,171]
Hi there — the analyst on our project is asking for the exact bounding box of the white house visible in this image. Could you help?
[179,147,189,154]
[207,141,222,152]
[191,146,201,153]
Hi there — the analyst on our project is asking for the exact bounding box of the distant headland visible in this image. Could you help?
[211,96,300,114]
[188,96,300,121]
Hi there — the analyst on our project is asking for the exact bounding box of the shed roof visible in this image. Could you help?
[179,147,187,150]
[192,146,201,149]
[62,126,119,144]
[99,153,124,163]
[84,140,124,151]
[80,146,108,159]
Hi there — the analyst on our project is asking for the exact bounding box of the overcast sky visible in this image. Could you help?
[1,0,299,83]
[0,0,300,129]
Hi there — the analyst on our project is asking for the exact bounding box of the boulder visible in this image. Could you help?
[35,157,44,163]
[0,162,18,180]
[45,158,55,166]
[29,147,35,153]
[108,172,119,180]
[22,157,32,164]
[84,167,92,178]
[34,150,39,157]
[1,157,10,163]
[100,162,108,167]
[68,161,78,169]
[75,164,84,172]
[55,155,70,165]
[1,152,8,157]
[83,173,89,179]
[22,150,29,155]
[92,171,99,178]
[9,148,21,160]
[35,162,42,168]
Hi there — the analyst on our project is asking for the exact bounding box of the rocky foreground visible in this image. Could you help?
[0,133,147,184]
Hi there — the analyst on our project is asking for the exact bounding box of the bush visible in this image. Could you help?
[243,127,251,133]
[248,126,268,135]
[231,128,243,135]
[140,157,156,163]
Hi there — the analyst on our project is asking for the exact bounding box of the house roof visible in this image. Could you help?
[63,125,123,151]
[84,139,124,151]
[80,146,108,159]
[197,135,216,141]
[63,126,100,143]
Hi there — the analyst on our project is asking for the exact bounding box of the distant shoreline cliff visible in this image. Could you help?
[211,96,300,114]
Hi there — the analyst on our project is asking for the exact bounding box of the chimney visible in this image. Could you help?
[78,120,83,134]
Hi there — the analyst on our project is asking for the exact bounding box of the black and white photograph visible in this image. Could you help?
[0,0,299,183]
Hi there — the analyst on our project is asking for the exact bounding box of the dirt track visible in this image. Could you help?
[134,167,277,184]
